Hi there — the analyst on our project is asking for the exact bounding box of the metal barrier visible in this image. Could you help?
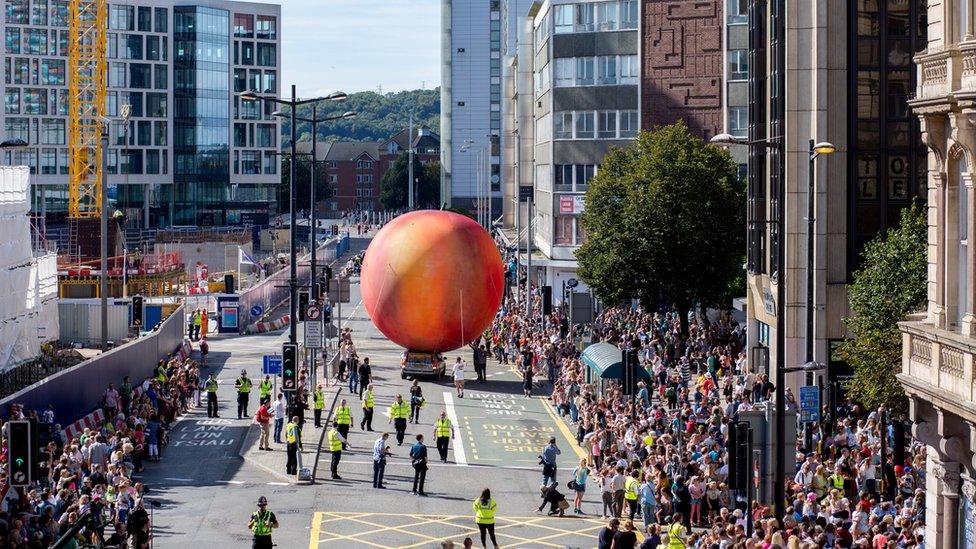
[0,304,185,422]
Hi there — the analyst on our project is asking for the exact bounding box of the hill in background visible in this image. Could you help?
[280,88,440,144]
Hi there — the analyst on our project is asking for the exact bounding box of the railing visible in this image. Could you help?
[0,352,71,399]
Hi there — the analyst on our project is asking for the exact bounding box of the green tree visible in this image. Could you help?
[278,156,332,214]
[575,122,745,336]
[380,154,441,210]
[839,204,926,413]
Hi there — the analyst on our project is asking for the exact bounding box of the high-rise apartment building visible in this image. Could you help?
[734,1,926,390]
[3,0,281,227]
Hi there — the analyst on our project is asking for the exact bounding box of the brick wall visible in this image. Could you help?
[641,0,724,140]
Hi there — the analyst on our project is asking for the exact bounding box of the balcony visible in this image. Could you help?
[899,315,976,416]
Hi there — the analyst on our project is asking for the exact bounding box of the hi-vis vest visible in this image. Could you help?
[667,522,687,548]
[335,405,351,424]
[390,401,409,419]
[625,476,640,500]
[328,428,342,451]
[830,474,845,490]
[206,379,218,393]
[473,498,497,524]
[251,510,273,536]
[314,391,325,410]
[363,390,374,409]
[259,380,272,398]
[435,418,452,438]
[237,377,252,394]
[286,422,298,444]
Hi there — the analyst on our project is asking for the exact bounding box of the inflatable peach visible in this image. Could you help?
[360,210,504,352]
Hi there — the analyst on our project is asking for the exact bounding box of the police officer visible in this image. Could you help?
[313,385,325,428]
[388,394,410,446]
[258,375,273,405]
[334,398,352,447]
[205,373,219,418]
[360,383,375,431]
[434,410,453,462]
[285,415,301,475]
[327,419,350,479]
[235,369,253,419]
[249,495,278,549]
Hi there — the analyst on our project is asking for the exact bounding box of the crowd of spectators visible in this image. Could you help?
[488,244,926,549]
[0,344,201,548]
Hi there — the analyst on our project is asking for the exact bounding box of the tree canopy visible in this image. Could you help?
[278,155,331,214]
[839,204,926,413]
[380,154,441,210]
[575,122,745,335]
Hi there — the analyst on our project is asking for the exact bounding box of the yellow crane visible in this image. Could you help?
[67,0,106,219]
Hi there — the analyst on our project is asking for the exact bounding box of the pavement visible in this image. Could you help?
[139,232,617,549]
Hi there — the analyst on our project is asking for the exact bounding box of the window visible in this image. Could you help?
[729,50,748,80]
[5,29,19,54]
[264,151,277,174]
[110,5,133,30]
[41,148,56,175]
[137,6,151,32]
[554,58,574,87]
[51,1,69,26]
[729,106,748,137]
[40,59,65,85]
[124,34,142,60]
[147,36,160,61]
[154,7,167,33]
[129,64,150,88]
[357,160,373,169]
[554,112,573,139]
[596,2,617,30]
[31,0,46,25]
[146,149,160,174]
[147,92,166,117]
[598,111,617,138]
[257,16,276,39]
[154,121,167,146]
[6,0,27,24]
[618,110,638,137]
[257,43,275,66]
[555,216,574,245]
[257,124,275,147]
[241,151,260,174]
[576,57,594,85]
[555,165,574,190]
[154,64,167,89]
[262,70,276,93]
[728,0,748,24]
[575,3,594,31]
[575,111,595,138]
[234,14,254,37]
[25,29,47,55]
[241,42,254,65]
[4,118,28,142]
[620,0,638,29]
[576,165,596,188]
[249,70,260,93]
[620,55,638,84]
[137,120,150,146]
[24,89,46,114]
[4,89,18,114]
[597,56,617,85]
[233,123,246,147]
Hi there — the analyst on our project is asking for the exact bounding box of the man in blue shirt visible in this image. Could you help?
[541,437,561,486]
[409,434,428,496]
[372,433,392,489]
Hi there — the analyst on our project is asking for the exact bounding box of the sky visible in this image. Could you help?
[272,0,441,96]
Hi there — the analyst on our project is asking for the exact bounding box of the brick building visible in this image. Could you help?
[300,128,440,214]
[641,0,723,139]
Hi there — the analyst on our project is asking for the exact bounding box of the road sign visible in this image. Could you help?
[262,354,283,375]
[799,385,820,424]
[251,305,264,318]
[305,303,322,321]
[305,320,323,349]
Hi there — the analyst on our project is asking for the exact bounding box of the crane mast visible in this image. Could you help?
[67,0,107,219]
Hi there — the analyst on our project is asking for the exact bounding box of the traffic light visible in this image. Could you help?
[313,281,323,301]
[282,343,297,392]
[8,420,33,487]
[542,285,552,316]
[298,290,310,321]
[131,295,144,328]
[325,265,333,283]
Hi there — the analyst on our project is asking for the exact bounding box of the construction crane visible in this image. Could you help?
[67,0,107,219]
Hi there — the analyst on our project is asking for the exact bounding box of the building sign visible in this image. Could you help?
[558,195,585,215]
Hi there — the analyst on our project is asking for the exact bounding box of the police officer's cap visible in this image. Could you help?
[257,496,268,506]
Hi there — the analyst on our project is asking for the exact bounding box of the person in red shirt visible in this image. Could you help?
[256,402,272,450]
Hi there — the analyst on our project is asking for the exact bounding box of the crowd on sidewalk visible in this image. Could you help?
[485,257,926,548]
[0,342,203,548]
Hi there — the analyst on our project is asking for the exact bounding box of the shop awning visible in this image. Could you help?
[580,342,651,380]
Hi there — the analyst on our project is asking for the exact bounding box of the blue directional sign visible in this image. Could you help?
[262,354,282,375]
[251,305,264,318]
[799,385,820,424]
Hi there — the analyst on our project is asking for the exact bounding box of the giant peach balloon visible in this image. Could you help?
[360,210,504,353]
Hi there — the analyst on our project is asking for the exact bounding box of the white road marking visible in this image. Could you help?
[163,477,194,482]
[443,392,468,466]
[266,481,290,486]
[216,480,245,485]
[341,299,364,329]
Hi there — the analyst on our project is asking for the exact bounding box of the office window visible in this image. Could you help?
[621,55,638,84]
[728,50,748,80]
[597,56,617,85]
[554,165,573,190]
[154,64,167,89]
[620,0,638,29]
[146,149,160,174]
[241,42,254,65]
[40,59,65,85]
[110,5,134,30]
[241,151,260,174]
[234,14,254,37]
[729,106,748,137]
[4,118,28,142]
[25,29,47,55]
[575,111,595,138]
[146,36,160,61]
[264,151,277,174]
[5,29,19,54]
[154,121,167,146]
[598,111,617,138]
[51,0,69,26]
[620,110,638,138]
[137,120,150,146]
[257,43,275,66]
[233,68,246,92]
[146,92,166,117]
[107,33,117,59]
[728,0,748,24]
[257,124,275,147]
[575,3,594,31]
[31,0,46,25]
[554,4,574,33]
[257,16,276,39]
[129,63,150,88]
[137,6,151,31]
[5,0,27,24]
[555,216,574,245]
[125,91,142,117]
[262,70,276,93]
[154,7,167,32]
[249,70,260,93]
[596,1,617,30]
[124,34,142,60]
[576,57,594,85]
[12,58,28,85]
[233,123,246,147]
[554,112,573,139]
[4,89,18,114]
[554,58,574,87]
[40,148,56,175]
[576,165,596,188]
[24,89,46,114]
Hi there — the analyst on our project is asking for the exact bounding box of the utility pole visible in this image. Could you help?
[408,111,414,210]
[309,104,319,388]
[288,84,298,347]
[525,196,532,318]
[100,124,109,350]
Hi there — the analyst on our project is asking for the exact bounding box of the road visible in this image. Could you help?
[143,235,611,549]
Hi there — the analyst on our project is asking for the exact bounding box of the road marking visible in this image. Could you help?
[539,396,587,460]
[443,392,468,466]
[341,298,363,329]
[266,481,290,486]
[216,480,244,485]
[163,477,193,482]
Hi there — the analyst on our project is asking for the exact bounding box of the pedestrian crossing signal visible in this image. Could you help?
[282,343,297,392]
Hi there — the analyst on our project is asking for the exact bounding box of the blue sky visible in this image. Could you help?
[274,0,441,96]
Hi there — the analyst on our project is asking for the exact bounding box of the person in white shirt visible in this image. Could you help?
[272,394,287,444]
[372,433,392,488]
[451,358,465,398]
